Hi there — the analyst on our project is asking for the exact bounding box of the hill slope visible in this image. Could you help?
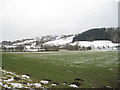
[44,35,74,46]
[72,27,119,43]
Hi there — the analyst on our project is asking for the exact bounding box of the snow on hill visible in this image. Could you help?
[92,40,118,47]
[70,40,118,47]
[44,35,74,46]
[13,39,36,46]
[2,34,74,47]
[70,40,118,50]
[70,41,93,47]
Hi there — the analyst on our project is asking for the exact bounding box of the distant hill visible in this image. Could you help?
[1,34,74,46]
[72,27,120,43]
[2,27,119,46]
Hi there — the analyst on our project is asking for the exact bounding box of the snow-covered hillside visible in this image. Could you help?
[70,40,118,50]
[44,35,74,46]
[70,40,118,47]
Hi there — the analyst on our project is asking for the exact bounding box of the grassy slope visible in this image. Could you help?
[2,51,118,88]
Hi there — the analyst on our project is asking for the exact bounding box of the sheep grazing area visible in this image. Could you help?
[2,50,119,88]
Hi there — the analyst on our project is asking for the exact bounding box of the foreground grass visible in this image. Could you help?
[2,50,118,88]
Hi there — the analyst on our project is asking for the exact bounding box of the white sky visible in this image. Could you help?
[0,0,119,41]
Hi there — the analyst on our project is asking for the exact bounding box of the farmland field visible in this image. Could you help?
[2,50,118,88]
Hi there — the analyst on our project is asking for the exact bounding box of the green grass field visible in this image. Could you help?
[2,51,118,88]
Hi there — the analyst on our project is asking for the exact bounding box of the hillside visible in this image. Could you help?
[44,35,74,46]
[1,27,119,47]
[72,27,120,43]
[1,34,74,46]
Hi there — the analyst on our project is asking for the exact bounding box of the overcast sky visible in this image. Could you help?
[0,0,119,41]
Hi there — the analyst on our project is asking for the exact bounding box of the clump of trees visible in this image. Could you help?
[66,45,79,50]
[43,45,59,51]
[15,45,25,52]
[66,45,92,51]
[2,45,25,52]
